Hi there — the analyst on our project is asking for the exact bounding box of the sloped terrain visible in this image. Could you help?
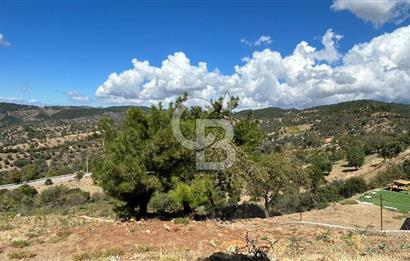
[0,204,409,261]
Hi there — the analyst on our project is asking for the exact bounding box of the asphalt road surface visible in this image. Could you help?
[0,173,91,190]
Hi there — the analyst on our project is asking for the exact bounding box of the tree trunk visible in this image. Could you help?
[182,201,192,216]
[137,189,154,219]
[264,196,270,218]
[139,202,148,219]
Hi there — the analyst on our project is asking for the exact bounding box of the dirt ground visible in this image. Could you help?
[1,203,409,261]
[275,202,407,230]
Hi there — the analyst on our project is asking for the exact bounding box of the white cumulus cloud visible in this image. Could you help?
[255,35,272,46]
[0,34,11,47]
[241,35,272,47]
[66,91,90,103]
[96,26,410,109]
[331,0,410,26]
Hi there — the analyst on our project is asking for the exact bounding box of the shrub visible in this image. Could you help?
[13,159,30,168]
[174,217,190,225]
[36,186,90,207]
[0,185,37,212]
[90,192,109,203]
[10,240,30,248]
[378,141,405,159]
[60,188,90,206]
[148,192,180,214]
[313,181,344,208]
[44,178,53,185]
[15,184,38,198]
[339,177,367,198]
[403,159,410,179]
[369,164,406,188]
[36,185,68,207]
[7,250,36,259]
[75,171,84,180]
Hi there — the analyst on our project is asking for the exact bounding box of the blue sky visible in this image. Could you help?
[0,1,409,108]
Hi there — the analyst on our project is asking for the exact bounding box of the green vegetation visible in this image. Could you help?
[346,144,365,170]
[72,247,124,261]
[248,153,308,217]
[44,178,53,185]
[0,184,110,216]
[7,250,36,260]
[1,98,409,221]
[359,190,410,212]
[309,153,333,175]
[92,94,249,219]
[271,176,369,214]
[403,159,410,179]
[378,141,405,159]
[10,240,30,248]
[369,164,407,188]
[173,217,190,225]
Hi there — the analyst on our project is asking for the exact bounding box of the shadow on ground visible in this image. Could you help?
[200,252,270,261]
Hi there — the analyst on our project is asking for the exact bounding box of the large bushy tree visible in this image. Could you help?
[92,95,248,219]
[247,154,308,217]
[92,106,196,219]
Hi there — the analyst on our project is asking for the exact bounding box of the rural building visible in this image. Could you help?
[387,180,410,193]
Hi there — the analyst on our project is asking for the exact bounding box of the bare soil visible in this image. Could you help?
[1,203,409,261]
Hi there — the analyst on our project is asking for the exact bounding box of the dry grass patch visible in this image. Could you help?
[0,224,14,232]
[72,247,124,261]
[136,243,156,253]
[340,198,359,205]
[7,250,36,259]
[9,239,30,248]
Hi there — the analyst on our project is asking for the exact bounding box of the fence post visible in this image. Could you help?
[380,194,383,231]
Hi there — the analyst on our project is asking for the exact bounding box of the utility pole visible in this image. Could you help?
[380,194,383,231]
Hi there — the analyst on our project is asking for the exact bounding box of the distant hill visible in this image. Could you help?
[236,100,410,137]
[0,103,149,125]
[0,99,409,145]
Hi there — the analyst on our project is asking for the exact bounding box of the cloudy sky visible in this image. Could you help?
[1,0,410,109]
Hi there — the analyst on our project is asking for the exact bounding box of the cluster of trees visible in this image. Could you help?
[89,95,410,220]
[336,133,409,171]
[0,138,97,186]
[91,95,390,220]
[270,176,368,215]
[92,95,263,219]
[0,185,94,213]
[0,161,75,186]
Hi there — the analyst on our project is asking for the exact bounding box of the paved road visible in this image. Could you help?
[0,173,92,190]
